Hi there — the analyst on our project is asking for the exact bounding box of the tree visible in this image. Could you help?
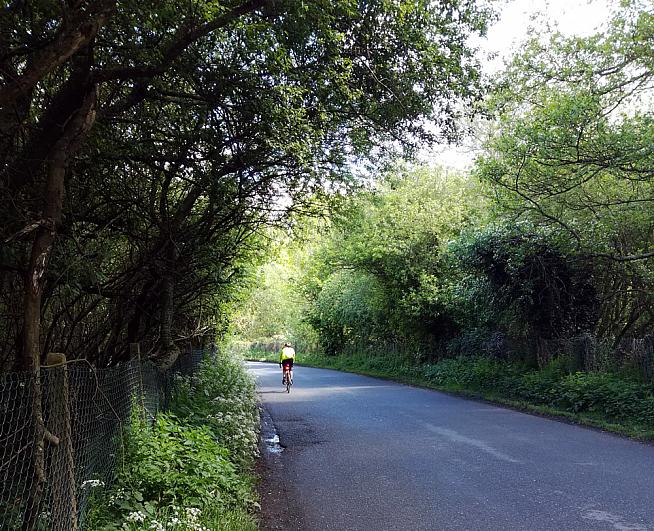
[476,1,654,338]
[452,223,600,346]
[0,4,493,523]
[0,0,493,371]
[299,166,488,352]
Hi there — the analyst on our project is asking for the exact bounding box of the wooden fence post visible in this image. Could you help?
[45,353,77,531]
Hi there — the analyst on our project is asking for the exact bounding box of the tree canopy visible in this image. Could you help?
[233,1,654,373]
[0,0,492,370]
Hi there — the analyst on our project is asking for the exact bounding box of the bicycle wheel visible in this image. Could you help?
[286,377,291,393]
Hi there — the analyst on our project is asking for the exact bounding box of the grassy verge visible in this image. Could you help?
[246,349,654,441]
[87,353,260,531]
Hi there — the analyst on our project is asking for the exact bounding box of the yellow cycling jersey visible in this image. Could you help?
[279,346,296,362]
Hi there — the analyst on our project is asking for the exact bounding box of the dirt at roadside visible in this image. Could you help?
[255,409,307,531]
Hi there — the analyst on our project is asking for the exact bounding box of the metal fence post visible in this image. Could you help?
[129,343,146,416]
[45,353,77,531]
[129,343,141,362]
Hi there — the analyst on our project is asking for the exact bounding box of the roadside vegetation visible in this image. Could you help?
[86,353,260,531]
[233,2,654,441]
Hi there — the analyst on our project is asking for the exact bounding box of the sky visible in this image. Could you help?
[424,0,616,170]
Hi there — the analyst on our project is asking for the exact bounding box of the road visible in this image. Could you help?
[249,362,654,531]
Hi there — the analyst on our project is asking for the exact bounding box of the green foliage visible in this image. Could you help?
[87,354,259,531]
[476,0,654,339]
[232,261,296,340]
[87,414,256,531]
[309,270,389,355]
[554,372,654,421]
[230,230,322,351]
[425,357,654,427]
[450,223,600,344]
[171,355,260,469]
[125,414,252,507]
[299,166,489,352]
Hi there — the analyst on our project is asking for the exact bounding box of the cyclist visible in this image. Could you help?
[279,342,296,385]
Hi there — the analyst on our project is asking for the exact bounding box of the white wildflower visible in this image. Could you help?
[81,479,105,488]
[126,511,146,523]
[185,507,201,522]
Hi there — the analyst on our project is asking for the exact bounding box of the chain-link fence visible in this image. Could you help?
[534,334,654,381]
[0,348,208,530]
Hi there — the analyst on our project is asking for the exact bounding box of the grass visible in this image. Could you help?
[246,348,654,441]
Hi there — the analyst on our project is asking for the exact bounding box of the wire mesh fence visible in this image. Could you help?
[0,348,208,530]
[535,333,654,381]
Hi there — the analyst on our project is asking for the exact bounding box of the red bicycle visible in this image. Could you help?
[282,365,293,393]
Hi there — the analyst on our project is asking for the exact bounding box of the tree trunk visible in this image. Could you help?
[156,243,180,370]
[21,142,67,531]
[20,87,97,531]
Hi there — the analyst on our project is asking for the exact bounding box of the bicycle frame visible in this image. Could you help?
[282,365,292,392]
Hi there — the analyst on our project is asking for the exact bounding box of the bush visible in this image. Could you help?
[420,356,654,426]
[171,355,260,469]
[423,356,522,391]
[553,372,654,421]
[451,224,600,355]
[446,329,509,359]
[87,412,257,530]
[87,353,259,531]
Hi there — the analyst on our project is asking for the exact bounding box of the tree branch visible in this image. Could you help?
[0,1,115,108]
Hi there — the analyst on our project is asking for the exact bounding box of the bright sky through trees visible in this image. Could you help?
[483,0,613,68]
[427,0,615,169]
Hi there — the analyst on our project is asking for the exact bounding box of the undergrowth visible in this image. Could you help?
[86,353,259,531]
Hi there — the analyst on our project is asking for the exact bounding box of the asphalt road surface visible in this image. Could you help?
[249,362,654,531]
